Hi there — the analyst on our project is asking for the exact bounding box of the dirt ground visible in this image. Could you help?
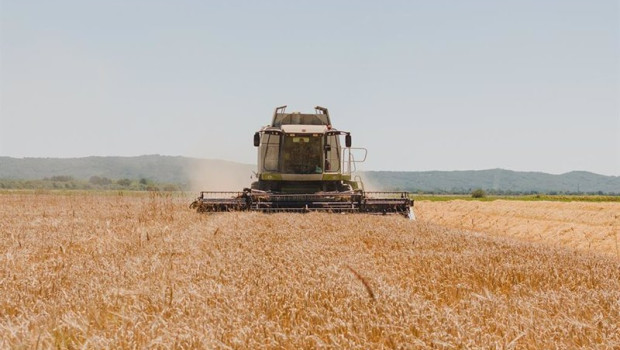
[415,200,620,258]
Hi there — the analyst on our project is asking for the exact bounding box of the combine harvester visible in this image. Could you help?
[191,106,414,219]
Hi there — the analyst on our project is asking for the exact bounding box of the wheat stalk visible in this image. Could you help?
[346,265,376,301]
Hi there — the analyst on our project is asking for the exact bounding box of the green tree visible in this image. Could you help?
[50,175,73,182]
[89,176,112,186]
[117,178,132,187]
[471,188,486,198]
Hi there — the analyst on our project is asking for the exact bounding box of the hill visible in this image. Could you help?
[1,156,618,194]
[0,155,255,191]
[362,169,620,194]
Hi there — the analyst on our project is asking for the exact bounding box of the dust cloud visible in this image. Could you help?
[357,173,384,192]
[188,159,255,192]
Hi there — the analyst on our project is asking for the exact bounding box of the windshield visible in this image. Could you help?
[281,134,323,174]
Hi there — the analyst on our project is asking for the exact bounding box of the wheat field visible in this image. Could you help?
[1,192,619,349]
[416,200,620,258]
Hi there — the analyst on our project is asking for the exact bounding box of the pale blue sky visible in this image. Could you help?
[1,0,619,175]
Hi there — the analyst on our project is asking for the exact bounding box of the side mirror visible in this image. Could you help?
[345,134,352,148]
[324,144,332,152]
[253,132,260,147]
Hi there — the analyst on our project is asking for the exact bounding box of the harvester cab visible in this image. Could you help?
[191,105,414,218]
[253,105,358,193]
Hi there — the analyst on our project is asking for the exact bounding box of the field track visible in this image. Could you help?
[1,192,619,348]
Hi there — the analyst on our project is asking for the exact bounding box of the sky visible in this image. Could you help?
[1,0,619,175]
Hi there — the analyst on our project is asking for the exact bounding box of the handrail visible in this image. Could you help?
[272,105,287,125]
[342,147,368,175]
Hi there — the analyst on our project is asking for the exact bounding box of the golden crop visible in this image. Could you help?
[417,200,620,257]
[1,192,619,348]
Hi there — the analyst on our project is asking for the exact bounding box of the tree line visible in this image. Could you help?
[0,176,186,191]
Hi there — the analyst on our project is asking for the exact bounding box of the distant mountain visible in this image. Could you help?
[0,155,255,191]
[1,156,618,194]
[362,169,620,194]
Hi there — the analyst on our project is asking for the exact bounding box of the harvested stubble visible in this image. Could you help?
[1,192,619,349]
